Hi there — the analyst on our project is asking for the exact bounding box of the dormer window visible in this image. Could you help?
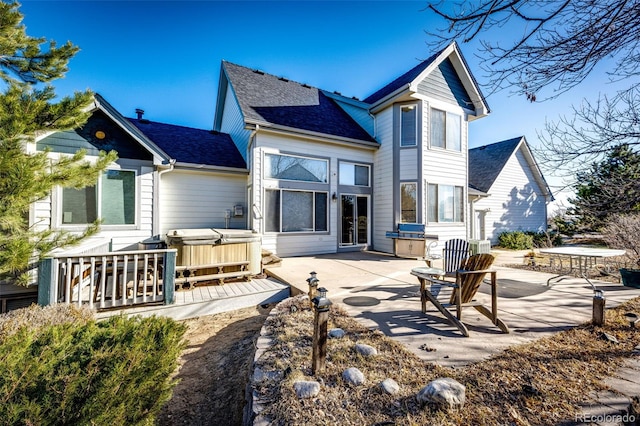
[430,108,461,151]
[400,104,418,147]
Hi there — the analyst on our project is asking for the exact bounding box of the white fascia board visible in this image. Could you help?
[516,137,555,201]
[245,120,380,150]
[368,86,412,114]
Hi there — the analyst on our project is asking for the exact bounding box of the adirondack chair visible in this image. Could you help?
[442,238,470,278]
[411,253,510,337]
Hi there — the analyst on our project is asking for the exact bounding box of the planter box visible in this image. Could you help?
[620,268,640,288]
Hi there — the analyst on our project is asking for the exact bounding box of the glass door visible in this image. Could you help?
[340,195,369,246]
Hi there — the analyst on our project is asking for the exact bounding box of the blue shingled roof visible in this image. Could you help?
[468,137,523,193]
[128,118,246,169]
[362,50,441,105]
[223,62,377,144]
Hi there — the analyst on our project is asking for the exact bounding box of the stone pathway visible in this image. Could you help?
[573,356,640,425]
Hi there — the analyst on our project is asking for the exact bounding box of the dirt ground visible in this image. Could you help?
[156,305,272,426]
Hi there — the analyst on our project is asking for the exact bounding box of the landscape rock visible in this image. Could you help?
[380,378,399,394]
[601,332,619,343]
[342,367,366,386]
[329,328,345,339]
[355,343,378,357]
[417,377,466,410]
[293,380,321,399]
[252,366,281,384]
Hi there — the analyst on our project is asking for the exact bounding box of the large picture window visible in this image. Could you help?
[430,108,461,151]
[400,105,417,147]
[265,153,328,183]
[427,183,463,223]
[61,170,136,226]
[400,182,417,223]
[265,189,328,233]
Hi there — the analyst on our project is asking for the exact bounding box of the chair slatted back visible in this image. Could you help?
[450,253,495,304]
[443,239,470,274]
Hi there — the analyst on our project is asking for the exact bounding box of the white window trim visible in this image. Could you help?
[429,107,462,152]
[400,104,418,147]
[56,168,139,231]
[400,181,418,224]
[427,183,464,224]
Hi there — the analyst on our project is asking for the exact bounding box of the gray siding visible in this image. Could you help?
[220,82,252,162]
[417,59,473,110]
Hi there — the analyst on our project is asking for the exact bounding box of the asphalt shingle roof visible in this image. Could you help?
[223,62,377,144]
[468,137,522,193]
[128,118,246,169]
[362,51,440,105]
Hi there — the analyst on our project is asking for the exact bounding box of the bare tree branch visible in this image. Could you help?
[427,0,640,100]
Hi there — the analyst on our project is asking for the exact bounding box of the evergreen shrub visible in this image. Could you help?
[497,231,534,250]
[0,305,186,425]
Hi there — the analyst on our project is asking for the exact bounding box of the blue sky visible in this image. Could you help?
[18,1,615,208]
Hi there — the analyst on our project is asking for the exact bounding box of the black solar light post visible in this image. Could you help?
[312,286,332,375]
[307,271,319,310]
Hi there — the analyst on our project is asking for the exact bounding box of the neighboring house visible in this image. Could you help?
[32,94,248,252]
[215,41,489,257]
[468,136,554,244]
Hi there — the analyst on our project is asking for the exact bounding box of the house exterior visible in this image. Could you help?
[468,136,554,244]
[26,41,501,267]
[215,42,489,257]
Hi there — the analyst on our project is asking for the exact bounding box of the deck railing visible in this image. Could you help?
[38,249,176,310]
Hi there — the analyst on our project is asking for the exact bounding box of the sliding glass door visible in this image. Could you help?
[340,195,369,247]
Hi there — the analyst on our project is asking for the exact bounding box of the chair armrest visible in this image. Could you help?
[422,276,457,288]
[456,268,495,276]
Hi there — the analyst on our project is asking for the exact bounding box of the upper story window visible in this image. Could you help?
[430,108,461,151]
[339,162,370,187]
[265,153,328,183]
[61,169,136,226]
[400,105,418,147]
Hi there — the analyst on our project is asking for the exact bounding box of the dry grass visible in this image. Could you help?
[0,304,94,340]
[254,295,640,425]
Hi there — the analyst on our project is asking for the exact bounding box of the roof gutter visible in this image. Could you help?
[245,120,379,150]
[172,162,249,175]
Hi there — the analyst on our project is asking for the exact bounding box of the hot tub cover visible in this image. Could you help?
[166,228,260,245]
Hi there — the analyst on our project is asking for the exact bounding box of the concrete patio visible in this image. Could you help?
[264,249,640,423]
[264,249,640,367]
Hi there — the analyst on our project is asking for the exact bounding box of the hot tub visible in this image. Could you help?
[166,228,262,276]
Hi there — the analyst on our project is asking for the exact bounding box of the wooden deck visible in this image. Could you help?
[95,277,290,321]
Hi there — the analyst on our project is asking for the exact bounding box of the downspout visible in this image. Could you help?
[153,159,176,238]
[246,125,259,232]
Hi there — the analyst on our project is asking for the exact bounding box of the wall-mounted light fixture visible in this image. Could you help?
[332,192,337,202]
